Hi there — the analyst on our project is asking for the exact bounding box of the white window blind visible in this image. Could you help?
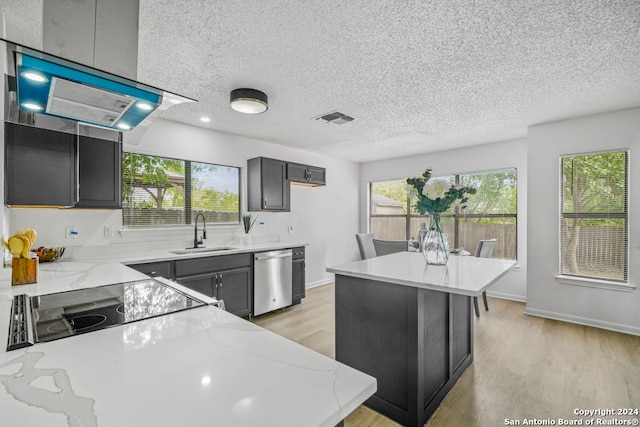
[560,150,628,282]
[122,153,240,227]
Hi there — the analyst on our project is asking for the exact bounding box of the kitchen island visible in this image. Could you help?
[0,260,376,427]
[327,252,516,427]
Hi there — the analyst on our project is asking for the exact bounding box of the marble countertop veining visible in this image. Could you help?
[327,251,517,297]
[0,257,376,427]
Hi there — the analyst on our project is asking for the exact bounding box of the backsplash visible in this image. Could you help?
[4,207,286,261]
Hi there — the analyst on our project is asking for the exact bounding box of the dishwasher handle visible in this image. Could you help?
[254,250,293,261]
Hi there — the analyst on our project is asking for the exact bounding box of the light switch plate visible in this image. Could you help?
[104,225,115,238]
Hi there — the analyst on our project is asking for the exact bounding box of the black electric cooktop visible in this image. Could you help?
[7,278,206,351]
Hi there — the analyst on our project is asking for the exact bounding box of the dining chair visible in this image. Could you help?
[473,238,497,317]
[373,239,409,257]
[355,233,377,260]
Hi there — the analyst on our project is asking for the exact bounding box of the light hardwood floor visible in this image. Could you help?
[253,283,640,427]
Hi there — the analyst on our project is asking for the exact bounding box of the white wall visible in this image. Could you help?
[526,107,640,335]
[5,119,361,287]
[360,138,528,301]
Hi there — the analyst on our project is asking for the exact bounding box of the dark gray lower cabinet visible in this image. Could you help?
[292,247,306,304]
[174,254,253,318]
[129,250,307,318]
[175,273,216,297]
[216,268,252,317]
[128,261,173,278]
[176,269,252,317]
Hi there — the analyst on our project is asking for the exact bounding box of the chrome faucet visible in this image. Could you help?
[194,213,207,248]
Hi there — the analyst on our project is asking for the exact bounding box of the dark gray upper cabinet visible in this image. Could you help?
[4,122,122,208]
[247,157,290,212]
[5,122,77,207]
[287,162,326,186]
[247,157,326,213]
[76,135,122,208]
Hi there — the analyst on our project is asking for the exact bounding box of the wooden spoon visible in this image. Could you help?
[7,236,23,258]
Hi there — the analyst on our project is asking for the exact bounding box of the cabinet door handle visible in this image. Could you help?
[75,133,80,203]
[263,198,267,209]
[150,271,156,275]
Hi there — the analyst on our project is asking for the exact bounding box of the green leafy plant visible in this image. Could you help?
[241,213,258,234]
[406,168,476,217]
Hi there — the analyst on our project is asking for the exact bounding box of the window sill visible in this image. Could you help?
[555,275,635,292]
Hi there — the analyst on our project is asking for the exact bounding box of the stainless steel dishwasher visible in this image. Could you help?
[253,249,293,316]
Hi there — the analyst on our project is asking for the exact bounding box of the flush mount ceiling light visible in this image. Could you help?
[230,88,268,114]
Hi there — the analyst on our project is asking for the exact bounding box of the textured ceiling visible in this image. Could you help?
[3,0,640,162]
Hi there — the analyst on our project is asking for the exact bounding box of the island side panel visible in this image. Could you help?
[335,274,412,423]
[451,293,474,372]
[335,274,474,427]
[419,289,450,411]
[422,292,475,421]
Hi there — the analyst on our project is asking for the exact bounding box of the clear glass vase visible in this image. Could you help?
[421,215,450,265]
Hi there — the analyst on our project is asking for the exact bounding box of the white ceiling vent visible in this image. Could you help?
[314,111,355,125]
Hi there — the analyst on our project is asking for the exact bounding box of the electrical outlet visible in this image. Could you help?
[65,226,78,239]
[104,225,115,238]
[288,225,294,234]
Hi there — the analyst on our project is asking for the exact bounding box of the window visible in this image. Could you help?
[370,168,517,260]
[458,170,517,260]
[560,150,628,282]
[122,153,240,226]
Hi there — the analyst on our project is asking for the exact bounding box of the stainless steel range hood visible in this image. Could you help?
[2,38,195,139]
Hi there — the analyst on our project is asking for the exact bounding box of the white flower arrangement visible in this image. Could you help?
[422,178,450,200]
[406,168,476,217]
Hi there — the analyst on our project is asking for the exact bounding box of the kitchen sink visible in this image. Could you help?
[170,247,236,255]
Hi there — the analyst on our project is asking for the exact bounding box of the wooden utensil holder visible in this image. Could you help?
[12,257,38,286]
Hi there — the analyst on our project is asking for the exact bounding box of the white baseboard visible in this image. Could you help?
[485,290,526,303]
[306,278,334,289]
[524,307,640,336]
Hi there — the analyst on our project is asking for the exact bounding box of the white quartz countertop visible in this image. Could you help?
[0,260,376,427]
[75,241,309,266]
[326,252,517,297]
